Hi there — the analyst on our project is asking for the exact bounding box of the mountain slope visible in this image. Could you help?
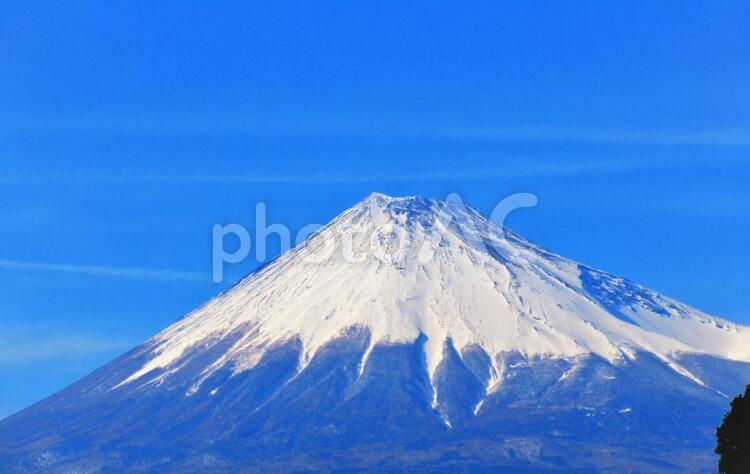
[118,193,750,391]
[1,193,749,472]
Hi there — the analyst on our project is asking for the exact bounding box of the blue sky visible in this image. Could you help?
[1,1,749,418]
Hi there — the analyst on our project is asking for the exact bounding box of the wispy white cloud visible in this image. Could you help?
[0,333,132,363]
[0,156,733,185]
[0,259,206,282]
[430,125,750,147]
[143,156,667,183]
[3,114,750,147]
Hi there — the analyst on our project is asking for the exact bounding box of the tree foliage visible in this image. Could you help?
[717,384,750,473]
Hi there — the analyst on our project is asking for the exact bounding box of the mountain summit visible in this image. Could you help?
[1,194,749,472]
[120,193,750,396]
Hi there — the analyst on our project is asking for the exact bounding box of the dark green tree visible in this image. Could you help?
[717,384,750,473]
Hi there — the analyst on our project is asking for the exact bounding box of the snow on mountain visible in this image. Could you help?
[117,192,750,395]
[4,192,750,472]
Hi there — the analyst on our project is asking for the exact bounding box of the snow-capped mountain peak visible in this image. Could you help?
[6,193,750,473]
[118,193,750,391]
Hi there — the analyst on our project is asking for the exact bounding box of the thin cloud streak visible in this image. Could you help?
[3,115,750,147]
[438,126,750,147]
[0,156,728,185]
[0,334,133,363]
[0,259,207,282]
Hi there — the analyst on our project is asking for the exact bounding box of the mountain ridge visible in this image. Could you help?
[115,193,750,396]
[1,192,749,472]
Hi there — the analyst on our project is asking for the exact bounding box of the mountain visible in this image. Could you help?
[2,193,749,473]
